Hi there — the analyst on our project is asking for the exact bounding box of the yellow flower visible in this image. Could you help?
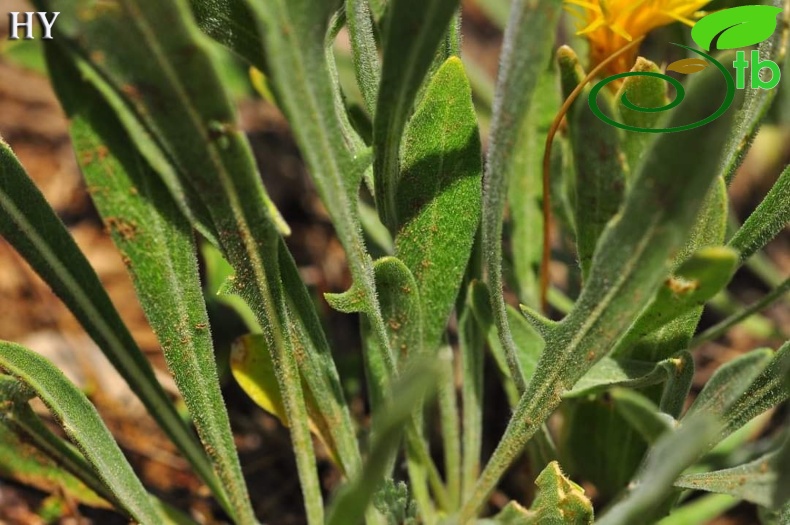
[565,0,713,76]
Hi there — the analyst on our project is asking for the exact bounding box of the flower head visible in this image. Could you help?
[566,0,712,76]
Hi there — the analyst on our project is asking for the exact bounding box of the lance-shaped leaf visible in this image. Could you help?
[716,1,789,183]
[492,462,593,525]
[596,416,720,525]
[372,0,460,230]
[0,375,110,511]
[0,138,218,513]
[683,348,775,423]
[240,0,399,391]
[689,342,790,449]
[458,282,487,501]
[47,51,253,522]
[508,67,560,307]
[729,163,790,263]
[188,0,266,71]
[346,0,380,117]
[566,352,693,408]
[37,2,335,519]
[0,343,163,523]
[396,57,482,353]
[558,46,627,280]
[1,385,195,524]
[460,48,736,519]
[0,420,110,510]
[482,0,564,396]
[327,364,439,525]
[614,246,738,359]
[610,388,675,445]
[675,450,784,508]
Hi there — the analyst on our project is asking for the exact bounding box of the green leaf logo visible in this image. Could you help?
[691,5,782,51]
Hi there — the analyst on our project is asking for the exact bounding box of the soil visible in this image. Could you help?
[0,1,787,524]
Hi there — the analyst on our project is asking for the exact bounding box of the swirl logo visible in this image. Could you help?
[589,5,784,134]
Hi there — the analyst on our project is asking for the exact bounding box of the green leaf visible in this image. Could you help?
[38,1,335,519]
[610,388,674,445]
[0,419,109,510]
[1,388,195,525]
[729,164,790,263]
[596,416,720,525]
[692,277,790,347]
[48,50,253,522]
[327,364,439,525]
[372,0,460,230]
[654,494,739,525]
[614,246,738,359]
[458,282,486,501]
[683,348,775,425]
[189,0,266,71]
[566,352,693,405]
[558,46,627,280]
[718,2,789,183]
[345,0,381,117]
[507,67,560,307]
[370,257,424,365]
[689,342,790,448]
[396,56,482,353]
[0,343,163,523]
[461,45,737,519]
[615,179,730,372]
[691,5,783,51]
[675,450,784,508]
[482,0,564,398]
[327,256,422,410]
[491,462,593,525]
[0,138,216,514]
[242,0,400,399]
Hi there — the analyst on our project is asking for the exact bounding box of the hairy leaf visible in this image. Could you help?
[462,46,736,518]
[0,343,162,523]
[676,450,784,508]
[327,365,439,525]
[596,417,720,525]
[189,0,266,71]
[729,164,790,262]
[373,0,460,229]
[717,1,789,183]
[492,462,593,524]
[396,56,482,352]
[558,46,627,279]
[0,138,217,511]
[481,0,563,398]
[48,50,252,521]
[614,246,738,359]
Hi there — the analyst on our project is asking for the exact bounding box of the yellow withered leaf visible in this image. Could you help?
[230,335,341,468]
